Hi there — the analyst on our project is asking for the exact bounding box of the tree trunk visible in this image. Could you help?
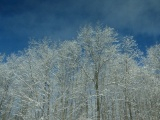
[128,102,132,120]
[95,71,100,120]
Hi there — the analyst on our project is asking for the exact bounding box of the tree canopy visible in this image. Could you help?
[0,25,159,120]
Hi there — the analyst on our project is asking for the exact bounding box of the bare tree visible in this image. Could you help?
[0,25,159,120]
[78,24,118,120]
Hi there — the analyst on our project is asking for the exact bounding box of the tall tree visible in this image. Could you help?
[78,24,118,120]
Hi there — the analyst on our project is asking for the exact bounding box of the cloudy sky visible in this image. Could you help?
[0,0,160,54]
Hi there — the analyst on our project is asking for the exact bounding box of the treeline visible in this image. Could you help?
[0,25,160,120]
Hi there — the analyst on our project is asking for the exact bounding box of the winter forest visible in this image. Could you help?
[0,25,160,120]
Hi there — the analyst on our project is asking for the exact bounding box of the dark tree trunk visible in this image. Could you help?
[95,71,100,120]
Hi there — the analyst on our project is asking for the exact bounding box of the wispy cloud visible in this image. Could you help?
[102,0,160,35]
[1,0,160,36]
[0,0,159,53]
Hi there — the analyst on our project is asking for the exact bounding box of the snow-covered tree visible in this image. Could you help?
[78,24,118,120]
[0,25,159,120]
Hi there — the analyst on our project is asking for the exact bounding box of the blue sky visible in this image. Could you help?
[0,0,160,54]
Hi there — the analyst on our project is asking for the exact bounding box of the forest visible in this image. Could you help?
[0,25,160,120]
